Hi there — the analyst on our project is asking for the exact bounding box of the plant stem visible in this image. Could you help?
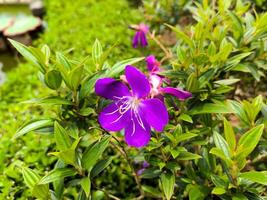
[148,31,173,63]
[110,134,145,199]
[88,127,145,199]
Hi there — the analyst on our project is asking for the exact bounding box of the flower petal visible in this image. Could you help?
[161,87,192,100]
[140,31,148,47]
[146,55,159,72]
[139,23,149,33]
[95,78,130,100]
[98,102,130,132]
[125,115,151,148]
[125,65,150,98]
[139,98,168,131]
[132,31,140,48]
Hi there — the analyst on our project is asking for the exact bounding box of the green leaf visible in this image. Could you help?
[142,185,162,197]
[209,147,232,165]
[13,119,54,139]
[186,73,199,92]
[41,44,50,66]
[21,167,41,189]
[44,70,62,90]
[223,118,236,152]
[38,168,77,184]
[23,96,73,105]
[21,167,49,199]
[82,135,111,170]
[56,52,71,71]
[236,125,264,158]
[107,57,144,77]
[8,39,44,72]
[91,157,113,178]
[213,131,231,159]
[81,177,91,197]
[239,171,267,185]
[79,70,106,98]
[160,173,175,200]
[189,102,233,115]
[211,187,226,195]
[178,151,202,160]
[178,114,193,123]
[69,65,84,91]
[54,122,72,151]
[92,39,103,67]
[214,79,240,86]
[176,133,198,144]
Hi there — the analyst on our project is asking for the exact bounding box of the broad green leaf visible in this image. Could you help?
[239,171,267,185]
[223,118,236,151]
[210,175,227,188]
[69,65,84,91]
[79,70,106,98]
[176,133,198,144]
[213,132,231,159]
[141,168,161,179]
[142,185,162,197]
[38,168,76,184]
[54,122,71,151]
[92,39,103,67]
[21,167,41,189]
[210,147,232,166]
[8,39,44,72]
[91,157,113,178]
[214,79,240,86]
[161,173,175,200]
[81,177,91,197]
[236,125,264,157]
[56,52,71,71]
[107,57,144,77]
[13,119,54,139]
[21,167,49,199]
[178,151,202,160]
[189,103,233,115]
[23,96,73,105]
[188,184,207,200]
[228,100,250,125]
[82,135,111,170]
[211,187,226,195]
[186,73,199,92]
[41,44,50,66]
[44,70,62,90]
[178,114,193,123]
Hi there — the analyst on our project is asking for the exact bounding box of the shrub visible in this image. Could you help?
[3,0,267,199]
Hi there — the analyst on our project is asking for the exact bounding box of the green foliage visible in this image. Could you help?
[1,0,266,199]
[40,0,143,61]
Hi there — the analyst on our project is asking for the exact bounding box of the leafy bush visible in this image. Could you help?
[2,0,267,199]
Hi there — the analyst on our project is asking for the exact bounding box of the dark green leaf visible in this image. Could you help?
[38,168,77,184]
[160,173,175,200]
[54,121,72,151]
[14,119,54,139]
[82,135,111,170]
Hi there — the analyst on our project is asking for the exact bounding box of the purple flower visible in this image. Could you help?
[137,161,150,176]
[132,23,149,48]
[95,65,169,148]
[146,55,160,72]
[145,55,192,100]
